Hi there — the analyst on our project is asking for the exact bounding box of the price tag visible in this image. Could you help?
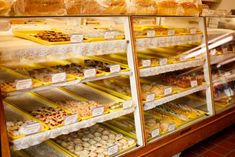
[16,79,32,90]
[164,87,172,96]
[190,80,198,88]
[151,128,160,138]
[210,49,217,55]
[110,65,121,73]
[146,93,155,102]
[92,106,104,117]
[147,30,156,37]
[159,58,168,66]
[123,100,133,109]
[222,47,228,54]
[19,122,41,135]
[168,29,175,36]
[84,69,96,78]
[141,59,151,67]
[224,72,231,76]
[64,114,78,125]
[144,101,155,110]
[168,124,176,132]
[224,88,234,97]
[51,72,66,83]
[70,34,84,43]
[107,144,119,155]
[190,28,197,34]
[104,31,116,40]
[202,9,209,16]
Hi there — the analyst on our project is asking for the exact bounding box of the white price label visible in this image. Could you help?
[19,122,41,135]
[146,93,155,102]
[16,79,32,90]
[51,72,66,83]
[141,59,151,67]
[190,28,197,34]
[144,101,155,110]
[224,72,231,76]
[164,87,172,96]
[210,49,217,55]
[70,34,84,43]
[147,30,156,37]
[222,47,228,54]
[224,88,234,97]
[84,69,96,78]
[123,100,133,109]
[168,124,176,132]
[110,65,121,73]
[202,9,209,16]
[151,128,160,138]
[159,58,168,66]
[107,144,119,155]
[104,31,116,40]
[64,114,78,125]
[168,29,175,36]
[92,106,104,117]
[190,80,198,88]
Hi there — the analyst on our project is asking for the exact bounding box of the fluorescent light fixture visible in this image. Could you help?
[184,35,233,59]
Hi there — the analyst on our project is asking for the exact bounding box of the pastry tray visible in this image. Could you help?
[63,84,133,112]
[4,102,48,140]
[23,141,71,157]
[13,30,125,46]
[0,67,42,93]
[50,125,136,157]
[5,92,75,129]
[86,78,132,101]
[6,63,72,86]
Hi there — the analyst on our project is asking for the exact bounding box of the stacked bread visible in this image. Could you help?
[3,0,202,16]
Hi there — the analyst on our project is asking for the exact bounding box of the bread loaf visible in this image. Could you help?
[14,0,66,16]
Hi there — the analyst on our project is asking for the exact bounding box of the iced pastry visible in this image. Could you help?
[56,100,108,118]
[31,107,68,127]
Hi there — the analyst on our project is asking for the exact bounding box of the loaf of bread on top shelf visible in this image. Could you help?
[65,0,126,15]
[0,0,11,15]
[177,0,200,16]
[156,0,179,16]
[126,0,157,15]
[14,0,66,16]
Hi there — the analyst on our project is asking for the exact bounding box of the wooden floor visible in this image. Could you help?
[181,125,235,157]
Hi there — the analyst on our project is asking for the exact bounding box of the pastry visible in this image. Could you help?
[31,107,68,127]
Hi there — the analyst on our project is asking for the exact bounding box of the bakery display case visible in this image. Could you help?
[1,2,235,157]
[0,16,144,157]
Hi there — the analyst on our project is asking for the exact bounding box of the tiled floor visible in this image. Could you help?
[181,125,235,157]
